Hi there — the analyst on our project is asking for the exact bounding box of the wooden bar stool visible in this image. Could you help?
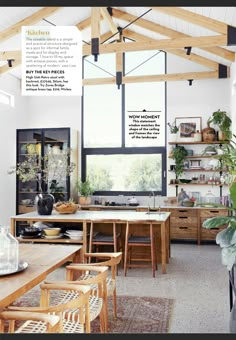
[88,220,122,257]
[124,221,157,278]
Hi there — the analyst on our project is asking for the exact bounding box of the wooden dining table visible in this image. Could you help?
[0,243,82,309]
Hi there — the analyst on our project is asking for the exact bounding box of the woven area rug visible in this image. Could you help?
[10,287,174,333]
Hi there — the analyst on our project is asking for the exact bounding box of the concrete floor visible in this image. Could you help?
[48,242,231,333]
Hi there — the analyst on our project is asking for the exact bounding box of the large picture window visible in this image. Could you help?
[82,50,166,196]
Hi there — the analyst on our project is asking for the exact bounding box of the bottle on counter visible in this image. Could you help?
[0,226,19,275]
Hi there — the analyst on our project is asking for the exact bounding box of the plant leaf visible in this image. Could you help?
[202,216,232,229]
[221,246,236,270]
[216,227,236,247]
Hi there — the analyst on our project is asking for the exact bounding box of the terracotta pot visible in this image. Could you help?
[78,196,92,205]
[202,124,216,142]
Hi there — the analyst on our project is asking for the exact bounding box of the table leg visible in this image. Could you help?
[161,221,167,274]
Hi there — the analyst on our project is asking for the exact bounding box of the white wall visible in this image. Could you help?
[0,74,28,226]
[167,54,231,198]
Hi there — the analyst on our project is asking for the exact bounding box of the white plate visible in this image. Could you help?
[66,229,83,233]
[43,233,64,240]
[65,231,83,235]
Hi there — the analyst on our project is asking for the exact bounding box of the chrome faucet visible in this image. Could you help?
[152,191,155,209]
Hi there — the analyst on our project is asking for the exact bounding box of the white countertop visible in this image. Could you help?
[11,210,171,222]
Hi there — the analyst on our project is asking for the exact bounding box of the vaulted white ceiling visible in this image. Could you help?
[0,6,236,82]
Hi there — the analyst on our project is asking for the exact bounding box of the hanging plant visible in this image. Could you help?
[170,146,188,178]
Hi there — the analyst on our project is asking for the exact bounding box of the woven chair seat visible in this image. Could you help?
[16,318,84,334]
[52,291,103,322]
[128,236,151,243]
[16,320,49,333]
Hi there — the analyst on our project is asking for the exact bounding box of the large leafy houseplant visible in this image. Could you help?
[202,135,236,270]
[207,109,232,141]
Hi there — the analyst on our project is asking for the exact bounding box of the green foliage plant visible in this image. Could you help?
[202,135,236,270]
[77,179,94,198]
[207,109,232,140]
[167,121,179,134]
[171,145,188,178]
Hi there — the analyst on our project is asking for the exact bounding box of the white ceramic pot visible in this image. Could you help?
[169,133,177,142]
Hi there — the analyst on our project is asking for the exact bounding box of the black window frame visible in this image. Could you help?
[81,52,167,197]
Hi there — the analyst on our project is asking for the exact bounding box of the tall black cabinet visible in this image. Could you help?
[16,127,78,215]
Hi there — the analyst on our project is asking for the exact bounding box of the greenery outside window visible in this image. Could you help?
[82,50,166,196]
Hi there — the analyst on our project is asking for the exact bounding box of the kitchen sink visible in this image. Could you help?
[145,212,166,216]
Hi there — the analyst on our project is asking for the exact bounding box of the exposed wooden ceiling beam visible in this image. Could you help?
[91,7,101,39]
[100,7,118,35]
[0,7,63,42]
[0,51,21,61]
[124,30,219,70]
[112,8,235,62]
[83,35,227,55]
[83,70,219,86]
[151,7,228,35]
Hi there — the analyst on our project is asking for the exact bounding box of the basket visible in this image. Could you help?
[54,202,79,214]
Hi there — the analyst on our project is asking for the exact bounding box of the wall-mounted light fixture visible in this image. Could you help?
[188,79,193,86]
[116,71,122,89]
[184,46,192,55]
[91,38,99,62]
[7,59,14,67]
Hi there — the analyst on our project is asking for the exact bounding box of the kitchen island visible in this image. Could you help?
[10,210,171,274]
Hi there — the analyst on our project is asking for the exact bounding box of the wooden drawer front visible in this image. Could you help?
[170,216,198,240]
[200,217,227,241]
[19,205,36,214]
[169,209,197,217]
[200,209,228,218]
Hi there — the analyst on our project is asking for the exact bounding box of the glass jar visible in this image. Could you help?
[205,190,216,204]
[0,226,19,274]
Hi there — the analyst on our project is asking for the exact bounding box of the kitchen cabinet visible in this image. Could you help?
[200,208,228,241]
[16,127,78,216]
[168,208,198,241]
[138,206,228,244]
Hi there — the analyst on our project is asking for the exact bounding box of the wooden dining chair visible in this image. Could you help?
[7,283,92,333]
[44,265,109,333]
[71,252,123,319]
[0,310,62,333]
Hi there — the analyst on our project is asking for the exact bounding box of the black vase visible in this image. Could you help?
[35,193,54,215]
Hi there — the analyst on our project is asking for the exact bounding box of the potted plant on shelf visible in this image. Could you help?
[77,179,94,205]
[170,145,188,180]
[207,109,232,141]
[167,121,179,142]
[8,148,76,215]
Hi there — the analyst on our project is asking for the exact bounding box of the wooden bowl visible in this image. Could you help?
[54,202,79,214]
